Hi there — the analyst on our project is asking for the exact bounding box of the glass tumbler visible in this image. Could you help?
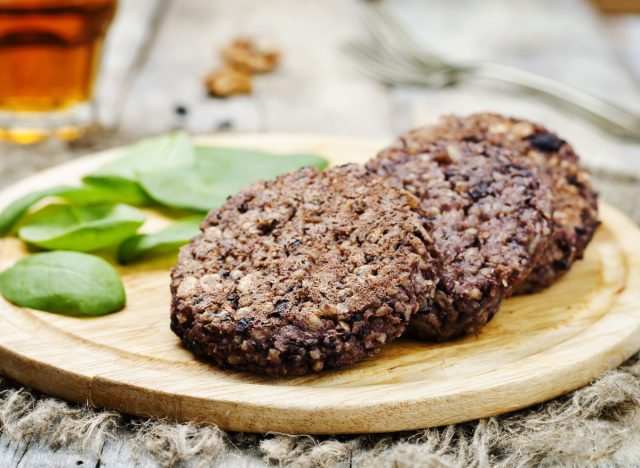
[0,0,117,143]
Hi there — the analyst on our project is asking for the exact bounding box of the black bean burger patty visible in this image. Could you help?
[171,164,438,376]
[425,113,598,293]
[367,129,554,341]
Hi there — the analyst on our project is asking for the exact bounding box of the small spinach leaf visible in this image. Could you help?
[117,216,202,264]
[80,176,151,207]
[83,132,196,206]
[0,251,125,316]
[0,186,76,236]
[0,181,152,238]
[89,131,196,180]
[71,178,152,206]
[18,204,145,252]
[139,147,328,212]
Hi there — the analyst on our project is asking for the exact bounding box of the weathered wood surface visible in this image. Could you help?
[1,0,639,465]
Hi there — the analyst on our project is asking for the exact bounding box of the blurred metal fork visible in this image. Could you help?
[344,0,640,140]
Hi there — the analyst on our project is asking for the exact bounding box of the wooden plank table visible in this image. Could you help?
[0,0,639,465]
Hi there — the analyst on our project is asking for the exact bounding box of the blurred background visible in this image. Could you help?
[1,0,639,177]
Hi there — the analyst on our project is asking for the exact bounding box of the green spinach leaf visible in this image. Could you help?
[79,177,150,206]
[139,147,328,212]
[19,204,145,252]
[70,178,152,206]
[83,131,196,206]
[0,181,153,238]
[0,251,125,316]
[0,186,76,236]
[117,216,202,264]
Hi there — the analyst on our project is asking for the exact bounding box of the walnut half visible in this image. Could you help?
[204,66,252,98]
[220,38,280,74]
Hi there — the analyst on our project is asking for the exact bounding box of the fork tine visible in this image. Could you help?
[359,1,447,68]
[342,42,415,84]
[343,41,457,88]
[356,2,423,66]
[342,41,436,86]
[345,39,433,77]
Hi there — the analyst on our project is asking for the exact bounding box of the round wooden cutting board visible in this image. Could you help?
[0,134,639,435]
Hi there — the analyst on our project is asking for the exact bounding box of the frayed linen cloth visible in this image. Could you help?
[1,137,640,467]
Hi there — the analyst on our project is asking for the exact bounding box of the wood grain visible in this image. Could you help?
[0,134,639,435]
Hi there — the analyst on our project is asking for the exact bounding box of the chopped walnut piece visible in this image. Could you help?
[220,38,280,74]
[204,66,252,98]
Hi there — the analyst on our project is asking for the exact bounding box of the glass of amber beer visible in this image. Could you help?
[0,0,117,143]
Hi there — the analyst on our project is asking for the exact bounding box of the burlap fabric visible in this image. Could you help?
[1,134,640,467]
